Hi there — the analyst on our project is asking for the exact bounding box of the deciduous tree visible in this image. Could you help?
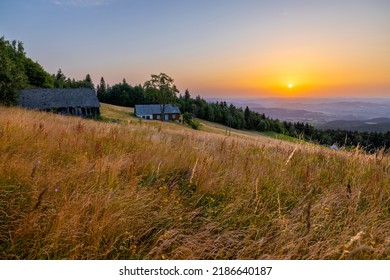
[144,73,179,121]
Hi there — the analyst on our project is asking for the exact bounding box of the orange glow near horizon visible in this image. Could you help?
[197,48,390,98]
[179,31,390,98]
[85,5,390,99]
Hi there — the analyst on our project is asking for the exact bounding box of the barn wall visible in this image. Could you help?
[152,113,180,121]
[43,106,100,117]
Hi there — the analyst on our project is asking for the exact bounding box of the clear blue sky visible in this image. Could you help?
[1,0,390,97]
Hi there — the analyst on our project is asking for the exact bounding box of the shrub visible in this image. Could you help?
[182,112,202,130]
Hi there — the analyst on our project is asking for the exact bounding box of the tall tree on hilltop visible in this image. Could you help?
[182,89,192,112]
[56,68,65,80]
[144,73,179,121]
[244,106,250,128]
[84,73,94,89]
[54,68,66,88]
[184,89,191,100]
[97,76,107,101]
[85,73,92,83]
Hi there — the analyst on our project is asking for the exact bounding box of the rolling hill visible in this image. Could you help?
[0,105,389,260]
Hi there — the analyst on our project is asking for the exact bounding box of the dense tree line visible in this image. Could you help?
[52,69,94,89]
[281,121,390,151]
[97,77,145,107]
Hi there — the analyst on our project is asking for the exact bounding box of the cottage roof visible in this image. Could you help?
[135,104,181,115]
[18,88,100,110]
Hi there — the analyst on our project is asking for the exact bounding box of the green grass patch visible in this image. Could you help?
[262,131,303,143]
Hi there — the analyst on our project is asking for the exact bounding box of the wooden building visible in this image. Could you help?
[135,104,181,121]
[18,88,100,117]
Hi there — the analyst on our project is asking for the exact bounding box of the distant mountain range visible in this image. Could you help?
[206,97,390,132]
[250,107,336,123]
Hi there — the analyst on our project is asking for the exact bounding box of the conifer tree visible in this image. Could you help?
[84,74,94,89]
[97,77,107,101]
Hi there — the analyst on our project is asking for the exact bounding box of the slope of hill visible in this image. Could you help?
[100,103,135,119]
[0,106,389,260]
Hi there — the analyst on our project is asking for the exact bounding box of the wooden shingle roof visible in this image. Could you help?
[135,104,181,115]
[19,88,100,110]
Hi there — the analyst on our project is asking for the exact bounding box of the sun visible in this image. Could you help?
[288,83,294,89]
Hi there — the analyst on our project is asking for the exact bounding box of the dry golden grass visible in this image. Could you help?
[0,105,389,260]
[100,103,135,120]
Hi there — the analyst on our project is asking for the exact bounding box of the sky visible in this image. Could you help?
[1,0,390,98]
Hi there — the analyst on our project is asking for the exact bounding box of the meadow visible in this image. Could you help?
[0,105,389,259]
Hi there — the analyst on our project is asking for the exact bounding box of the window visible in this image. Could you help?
[156,115,161,120]
[172,114,176,120]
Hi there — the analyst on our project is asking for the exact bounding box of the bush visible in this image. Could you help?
[182,112,202,130]
[182,112,193,123]
[189,119,202,130]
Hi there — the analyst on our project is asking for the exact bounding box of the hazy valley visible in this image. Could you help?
[209,98,390,132]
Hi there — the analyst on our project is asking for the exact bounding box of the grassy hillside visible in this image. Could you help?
[100,103,301,144]
[0,106,389,260]
[100,103,135,120]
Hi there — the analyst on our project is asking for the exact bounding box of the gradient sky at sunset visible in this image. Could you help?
[1,0,389,98]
